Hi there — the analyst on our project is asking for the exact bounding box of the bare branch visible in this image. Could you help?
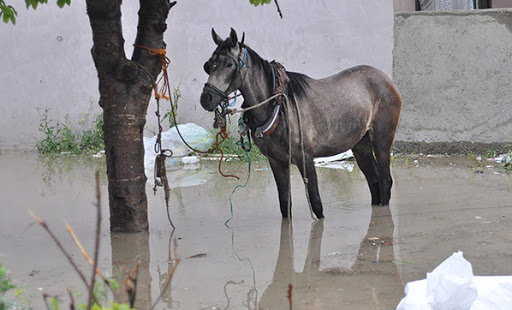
[274,0,283,18]
[29,211,89,289]
[66,288,76,310]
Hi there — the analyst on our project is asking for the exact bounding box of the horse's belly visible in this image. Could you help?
[311,111,369,157]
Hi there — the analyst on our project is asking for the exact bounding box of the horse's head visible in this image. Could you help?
[200,28,246,111]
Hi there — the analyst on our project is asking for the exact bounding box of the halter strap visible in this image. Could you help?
[204,47,249,107]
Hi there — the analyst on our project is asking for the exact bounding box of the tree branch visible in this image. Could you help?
[132,0,176,82]
[274,0,283,18]
[85,0,126,76]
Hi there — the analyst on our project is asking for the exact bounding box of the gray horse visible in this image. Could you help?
[200,29,401,219]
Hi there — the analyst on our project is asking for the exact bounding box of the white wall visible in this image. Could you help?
[0,0,393,149]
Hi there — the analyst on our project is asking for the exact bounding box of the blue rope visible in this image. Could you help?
[228,91,238,107]
[224,118,252,226]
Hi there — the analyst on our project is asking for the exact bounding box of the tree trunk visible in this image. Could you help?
[86,0,176,232]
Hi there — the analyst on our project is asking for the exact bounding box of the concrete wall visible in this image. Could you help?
[0,0,394,150]
[393,9,512,153]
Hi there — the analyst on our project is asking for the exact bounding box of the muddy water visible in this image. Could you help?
[0,152,511,309]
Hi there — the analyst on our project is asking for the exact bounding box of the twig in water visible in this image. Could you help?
[149,238,181,310]
[66,288,76,310]
[66,215,121,302]
[125,264,139,308]
[287,284,293,310]
[86,171,102,310]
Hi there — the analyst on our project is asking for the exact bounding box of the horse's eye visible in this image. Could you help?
[226,63,233,68]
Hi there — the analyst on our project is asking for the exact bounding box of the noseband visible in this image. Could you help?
[204,47,249,108]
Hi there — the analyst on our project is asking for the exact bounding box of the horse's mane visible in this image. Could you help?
[244,46,310,100]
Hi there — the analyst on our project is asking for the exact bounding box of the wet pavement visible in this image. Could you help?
[0,152,511,309]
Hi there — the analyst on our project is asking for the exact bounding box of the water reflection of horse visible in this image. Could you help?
[259,207,403,309]
[200,29,401,220]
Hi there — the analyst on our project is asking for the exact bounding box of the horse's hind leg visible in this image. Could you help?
[268,158,293,218]
[371,114,400,206]
[371,129,395,206]
[352,132,381,205]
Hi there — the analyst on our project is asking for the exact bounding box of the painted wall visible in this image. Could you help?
[393,9,512,153]
[0,0,394,150]
[493,0,512,8]
[394,0,512,11]
[394,0,417,11]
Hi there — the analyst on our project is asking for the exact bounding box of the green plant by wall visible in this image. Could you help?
[36,108,104,155]
[161,86,181,129]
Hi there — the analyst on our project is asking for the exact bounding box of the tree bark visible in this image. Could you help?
[86,0,176,232]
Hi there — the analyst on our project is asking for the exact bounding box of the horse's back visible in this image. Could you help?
[316,65,401,119]
[299,65,401,156]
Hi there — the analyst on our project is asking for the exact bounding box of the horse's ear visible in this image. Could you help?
[241,31,245,46]
[229,28,238,47]
[212,28,222,46]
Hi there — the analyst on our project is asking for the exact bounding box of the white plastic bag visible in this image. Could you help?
[143,123,215,171]
[397,251,477,310]
[397,251,512,310]
[426,251,477,310]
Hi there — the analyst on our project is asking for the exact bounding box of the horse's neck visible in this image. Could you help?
[239,58,274,128]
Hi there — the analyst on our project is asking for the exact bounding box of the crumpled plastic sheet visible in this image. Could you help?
[487,153,511,164]
[397,251,512,310]
[314,150,354,171]
[143,123,215,170]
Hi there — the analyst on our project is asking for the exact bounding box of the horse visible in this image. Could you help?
[200,28,401,220]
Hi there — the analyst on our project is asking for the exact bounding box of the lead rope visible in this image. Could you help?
[224,118,252,226]
[281,94,317,220]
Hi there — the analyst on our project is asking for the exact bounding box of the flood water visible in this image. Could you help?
[1,152,511,309]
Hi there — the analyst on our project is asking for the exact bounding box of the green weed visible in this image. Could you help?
[404,152,415,168]
[36,108,104,155]
[504,162,511,172]
[484,149,498,158]
[0,263,29,310]
[211,133,266,162]
[161,86,181,129]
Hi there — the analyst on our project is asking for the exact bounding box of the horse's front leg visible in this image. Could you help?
[268,158,292,218]
[296,155,325,219]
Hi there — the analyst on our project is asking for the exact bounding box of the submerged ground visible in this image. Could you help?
[0,152,511,309]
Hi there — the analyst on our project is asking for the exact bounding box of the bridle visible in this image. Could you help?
[204,46,249,111]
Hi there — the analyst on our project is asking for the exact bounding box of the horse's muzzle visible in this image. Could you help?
[200,83,227,111]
